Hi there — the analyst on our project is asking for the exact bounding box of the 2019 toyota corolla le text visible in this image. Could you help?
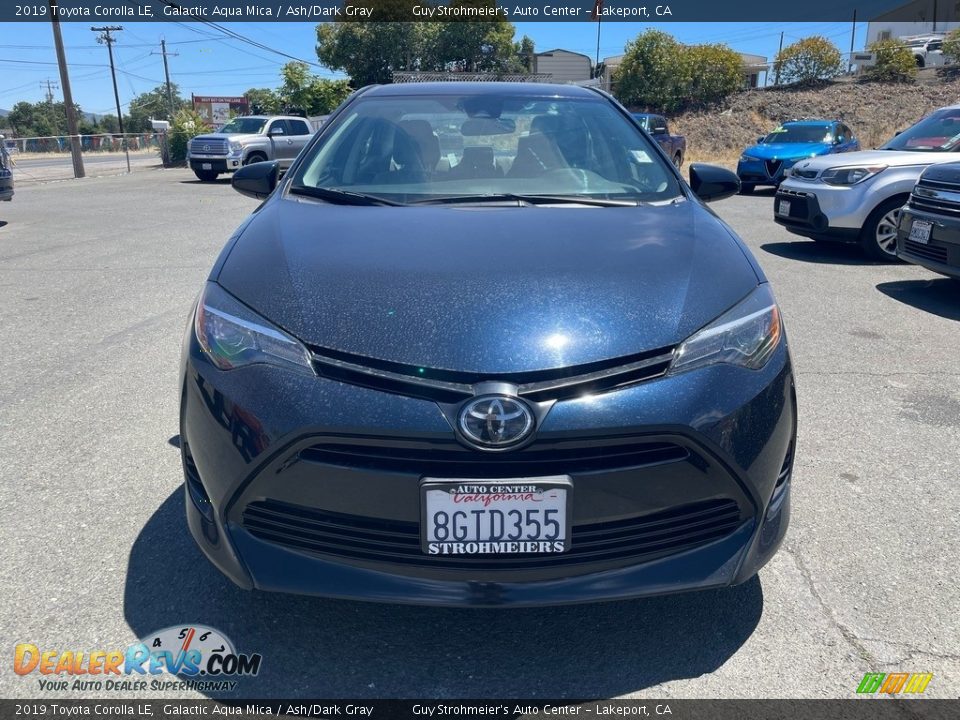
[179,83,796,606]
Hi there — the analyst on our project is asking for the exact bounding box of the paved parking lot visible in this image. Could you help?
[0,169,957,700]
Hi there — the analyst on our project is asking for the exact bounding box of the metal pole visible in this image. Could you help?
[775,32,784,85]
[848,10,857,74]
[49,0,84,179]
[92,26,130,173]
[158,39,177,117]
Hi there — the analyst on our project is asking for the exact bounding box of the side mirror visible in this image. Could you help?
[757,136,765,144]
[653,126,668,135]
[689,163,740,203]
[268,127,285,136]
[232,160,279,200]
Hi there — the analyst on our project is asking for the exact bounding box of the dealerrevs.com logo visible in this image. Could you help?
[14,625,261,693]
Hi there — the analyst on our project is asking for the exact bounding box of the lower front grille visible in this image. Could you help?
[904,240,948,263]
[765,159,783,178]
[241,497,743,570]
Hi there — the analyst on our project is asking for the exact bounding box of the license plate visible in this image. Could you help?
[420,477,571,555]
[909,219,932,244]
[201,163,212,170]
[777,199,791,216]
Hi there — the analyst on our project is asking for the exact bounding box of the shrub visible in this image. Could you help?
[168,109,211,166]
[861,39,917,83]
[774,36,844,84]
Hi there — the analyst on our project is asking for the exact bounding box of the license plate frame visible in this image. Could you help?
[420,477,572,556]
[777,199,791,217]
[201,163,212,170]
[909,219,933,244]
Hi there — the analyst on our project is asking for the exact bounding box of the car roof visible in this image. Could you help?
[780,120,837,126]
[360,82,602,99]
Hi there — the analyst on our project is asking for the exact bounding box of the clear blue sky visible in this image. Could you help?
[0,21,867,116]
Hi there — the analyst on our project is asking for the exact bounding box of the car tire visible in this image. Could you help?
[859,196,908,261]
[193,169,218,182]
[672,153,682,169]
[244,152,268,165]
[739,183,755,195]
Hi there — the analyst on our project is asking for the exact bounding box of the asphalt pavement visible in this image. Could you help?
[0,170,957,700]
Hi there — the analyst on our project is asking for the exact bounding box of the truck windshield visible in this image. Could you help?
[292,92,682,204]
[219,118,267,134]
[881,108,960,152]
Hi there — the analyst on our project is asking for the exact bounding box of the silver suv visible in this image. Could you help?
[188,115,314,182]
[774,104,960,259]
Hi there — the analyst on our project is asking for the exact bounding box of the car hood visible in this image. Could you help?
[790,148,960,171]
[743,142,832,160]
[192,132,261,142]
[216,197,760,373]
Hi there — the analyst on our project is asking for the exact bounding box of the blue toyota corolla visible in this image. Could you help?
[737,119,859,193]
[180,83,796,606]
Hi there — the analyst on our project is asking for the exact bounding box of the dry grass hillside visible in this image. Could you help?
[673,74,960,169]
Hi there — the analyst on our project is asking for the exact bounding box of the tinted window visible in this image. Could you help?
[295,92,681,203]
[762,125,834,143]
[882,107,960,152]
[220,118,267,134]
[289,119,312,135]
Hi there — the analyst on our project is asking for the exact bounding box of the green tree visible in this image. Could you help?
[317,20,432,86]
[944,27,960,61]
[7,100,81,137]
[774,36,844,84]
[244,87,282,115]
[678,43,744,106]
[168,108,211,165]
[862,39,917,83]
[278,61,352,115]
[429,3,518,73]
[614,30,685,111]
[127,83,187,133]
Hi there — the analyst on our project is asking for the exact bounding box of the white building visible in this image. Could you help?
[533,49,593,84]
[867,0,960,44]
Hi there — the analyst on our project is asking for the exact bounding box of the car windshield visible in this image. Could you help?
[219,118,267,134]
[632,114,651,130]
[291,91,682,204]
[761,125,833,143]
[881,108,960,152]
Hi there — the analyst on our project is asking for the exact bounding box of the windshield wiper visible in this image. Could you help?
[411,193,640,207]
[288,185,404,206]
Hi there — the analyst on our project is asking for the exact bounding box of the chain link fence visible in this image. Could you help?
[3,133,166,184]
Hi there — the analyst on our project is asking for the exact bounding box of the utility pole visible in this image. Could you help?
[91,25,130,173]
[41,78,60,103]
[848,10,857,74]
[153,39,179,118]
[775,31,784,85]
[48,0,84,179]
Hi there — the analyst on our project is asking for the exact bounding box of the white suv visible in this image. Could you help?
[906,35,947,68]
[774,104,960,259]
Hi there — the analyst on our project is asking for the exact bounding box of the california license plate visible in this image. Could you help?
[909,219,932,244]
[202,163,212,170]
[777,199,791,216]
[420,477,571,555]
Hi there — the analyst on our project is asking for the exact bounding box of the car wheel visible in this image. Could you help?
[244,152,268,165]
[859,196,907,261]
[193,169,218,182]
[672,153,682,169]
[739,183,755,195]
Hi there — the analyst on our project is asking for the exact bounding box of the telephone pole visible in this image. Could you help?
[41,78,60,103]
[48,0,84,179]
[152,39,179,118]
[91,25,130,173]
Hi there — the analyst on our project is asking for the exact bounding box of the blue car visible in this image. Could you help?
[737,119,859,194]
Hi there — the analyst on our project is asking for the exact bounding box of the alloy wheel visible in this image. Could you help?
[875,207,901,257]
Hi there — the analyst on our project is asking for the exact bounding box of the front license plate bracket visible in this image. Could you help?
[420,477,572,556]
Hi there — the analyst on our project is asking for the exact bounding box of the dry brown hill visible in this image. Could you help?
[674,74,960,169]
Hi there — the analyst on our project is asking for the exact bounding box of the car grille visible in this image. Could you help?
[909,180,960,215]
[241,496,742,570]
[297,437,690,478]
[765,159,783,178]
[189,138,229,156]
[903,240,948,263]
[307,344,676,403]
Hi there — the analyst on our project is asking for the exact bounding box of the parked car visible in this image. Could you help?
[180,82,796,606]
[896,162,960,280]
[905,35,947,68]
[737,120,859,193]
[187,115,313,182]
[632,113,686,167]
[775,104,960,259]
[0,138,13,203]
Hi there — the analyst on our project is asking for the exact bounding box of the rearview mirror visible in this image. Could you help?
[689,163,740,203]
[232,160,279,200]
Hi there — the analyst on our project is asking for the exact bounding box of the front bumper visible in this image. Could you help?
[773,186,861,242]
[897,205,960,279]
[189,154,242,173]
[179,315,796,607]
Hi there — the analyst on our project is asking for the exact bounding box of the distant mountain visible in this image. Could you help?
[0,109,8,118]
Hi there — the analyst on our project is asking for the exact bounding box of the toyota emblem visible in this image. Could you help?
[203,144,211,152]
[458,395,534,450]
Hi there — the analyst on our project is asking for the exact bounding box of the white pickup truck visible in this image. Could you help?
[187,115,314,182]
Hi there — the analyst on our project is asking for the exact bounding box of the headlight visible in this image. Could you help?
[668,284,782,375]
[229,141,244,154]
[820,165,887,185]
[194,282,313,374]
[738,154,755,164]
